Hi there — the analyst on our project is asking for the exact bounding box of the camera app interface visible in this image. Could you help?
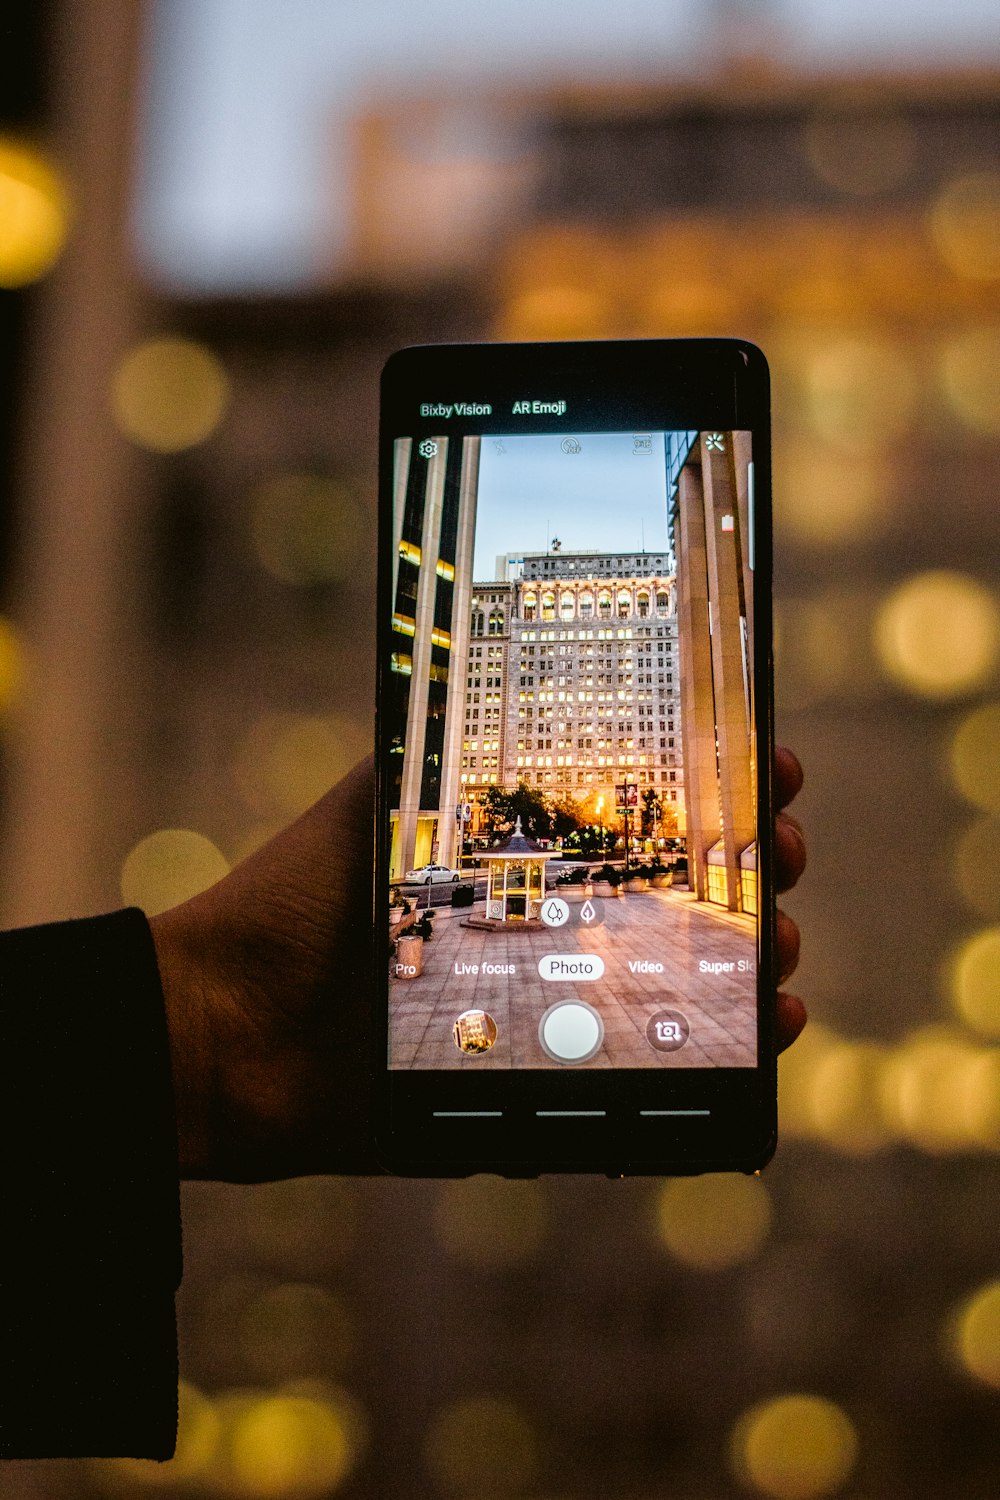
[387,424,757,1069]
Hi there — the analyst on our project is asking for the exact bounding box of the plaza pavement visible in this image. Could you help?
[389,886,756,1070]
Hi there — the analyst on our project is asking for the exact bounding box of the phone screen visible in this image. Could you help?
[385,421,758,1075]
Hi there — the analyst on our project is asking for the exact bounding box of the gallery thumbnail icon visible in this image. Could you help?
[453,1009,498,1055]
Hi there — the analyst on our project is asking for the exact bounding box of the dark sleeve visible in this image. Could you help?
[0,908,181,1459]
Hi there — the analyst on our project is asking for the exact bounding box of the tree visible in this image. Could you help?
[549,793,587,840]
[641,787,663,839]
[482,781,553,841]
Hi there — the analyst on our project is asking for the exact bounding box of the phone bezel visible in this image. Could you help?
[374,339,775,1176]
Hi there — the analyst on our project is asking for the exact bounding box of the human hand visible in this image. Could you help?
[151,748,807,1183]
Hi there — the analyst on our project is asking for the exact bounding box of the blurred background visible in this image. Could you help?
[2,1,1000,1497]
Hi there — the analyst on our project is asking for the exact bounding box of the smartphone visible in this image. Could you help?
[374,339,774,1176]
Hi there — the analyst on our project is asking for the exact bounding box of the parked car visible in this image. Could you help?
[404,863,463,885]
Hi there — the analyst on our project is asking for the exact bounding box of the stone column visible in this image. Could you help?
[701,433,755,911]
[674,458,722,902]
[395,437,448,877]
[438,436,480,869]
[733,428,754,680]
[391,437,412,602]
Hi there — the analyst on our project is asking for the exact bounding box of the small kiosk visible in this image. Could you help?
[476,817,557,926]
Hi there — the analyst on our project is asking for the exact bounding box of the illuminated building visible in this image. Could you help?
[389,434,481,881]
[468,550,682,809]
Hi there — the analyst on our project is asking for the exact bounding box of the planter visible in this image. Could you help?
[624,877,649,893]
[591,880,616,898]
[650,872,672,889]
[394,934,423,980]
[560,883,594,903]
[389,906,406,926]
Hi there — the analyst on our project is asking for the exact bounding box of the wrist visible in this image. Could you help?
[148,906,215,1177]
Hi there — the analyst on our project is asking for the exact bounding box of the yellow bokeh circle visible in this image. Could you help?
[424,1395,538,1496]
[731,1394,859,1500]
[952,1281,1000,1389]
[120,828,230,916]
[654,1173,771,1269]
[227,1391,354,1498]
[950,703,1000,813]
[929,171,1000,281]
[874,570,1000,698]
[804,105,913,197]
[950,928,1000,1038]
[804,336,916,453]
[879,1026,984,1152]
[806,1041,891,1154]
[940,329,1000,436]
[250,473,360,586]
[111,336,230,453]
[0,135,69,287]
[234,712,372,821]
[97,1380,221,1488]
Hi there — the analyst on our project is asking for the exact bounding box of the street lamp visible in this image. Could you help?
[596,795,605,858]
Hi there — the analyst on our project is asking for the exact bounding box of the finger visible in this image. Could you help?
[775,746,803,810]
[777,908,800,983]
[776,812,807,893]
[776,991,807,1054]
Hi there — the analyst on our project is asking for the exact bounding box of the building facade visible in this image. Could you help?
[460,550,684,825]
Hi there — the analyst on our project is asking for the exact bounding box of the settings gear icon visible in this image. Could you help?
[418,438,439,459]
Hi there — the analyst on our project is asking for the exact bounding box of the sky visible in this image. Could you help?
[473,432,670,579]
[138,0,1000,291]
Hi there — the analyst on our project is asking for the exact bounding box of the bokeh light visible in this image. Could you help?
[804,335,916,453]
[424,1395,538,1496]
[774,591,879,712]
[234,712,371,821]
[434,1176,547,1269]
[804,104,913,196]
[777,1022,842,1138]
[950,703,1000,814]
[774,443,893,545]
[940,328,1000,437]
[240,1283,353,1383]
[226,1388,357,1498]
[250,473,361,586]
[806,1041,891,1155]
[949,928,1000,1039]
[879,1026,986,1153]
[111,336,230,452]
[958,1050,1000,1150]
[500,283,613,341]
[654,1173,771,1269]
[874,570,1000,698]
[94,1380,221,1489]
[730,1393,859,1500]
[929,171,1000,281]
[0,135,69,287]
[954,817,1000,921]
[120,828,230,915]
[0,614,26,712]
[951,1281,1000,1390]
